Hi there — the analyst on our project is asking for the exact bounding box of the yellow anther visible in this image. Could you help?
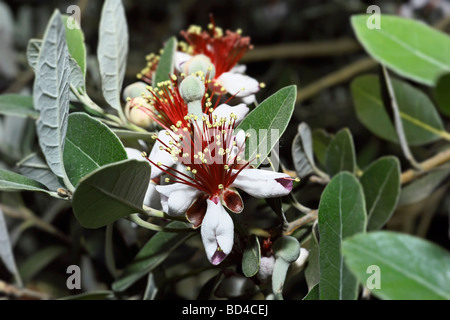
[141,151,147,157]
[192,169,197,174]
[218,184,224,189]
[165,178,170,183]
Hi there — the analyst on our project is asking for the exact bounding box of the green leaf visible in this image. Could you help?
[398,166,450,206]
[97,0,129,115]
[26,38,42,71]
[63,112,127,187]
[342,231,450,300]
[17,153,63,191]
[0,169,52,194]
[434,72,450,117]
[351,75,446,146]
[312,128,332,167]
[236,85,296,168]
[292,123,315,178]
[0,95,39,119]
[242,235,261,278]
[304,230,319,291]
[19,245,66,282]
[303,284,319,300]
[62,14,86,76]
[33,10,71,179]
[351,14,450,86]
[325,128,356,176]
[72,159,150,228]
[112,221,192,292]
[272,236,300,300]
[153,36,177,85]
[318,172,366,300]
[360,156,401,231]
[0,208,21,285]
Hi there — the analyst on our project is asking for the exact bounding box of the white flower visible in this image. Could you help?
[147,113,294,265]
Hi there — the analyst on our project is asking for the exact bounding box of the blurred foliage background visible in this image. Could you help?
[1,0,450,299]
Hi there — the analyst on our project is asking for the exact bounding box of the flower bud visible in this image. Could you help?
[124,97,155,128]
[184,54,216,79]
[257,255,275,283]
[122,81,150,100]
[179,75,205,103]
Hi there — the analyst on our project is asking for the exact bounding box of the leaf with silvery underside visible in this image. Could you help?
[33,10,70,179]
[0,208,21,286]
[97,0,129,115]
[0,169,53,195]
[26,38,42,71]
[17,152,63,191]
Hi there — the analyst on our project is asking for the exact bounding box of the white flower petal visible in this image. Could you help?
[230,64,246,74]
[143,181,161,209]
[217,72,260,98]
[126,147,145,161]
[201,199,234,265]
[240,94,256,105]
[126,147,161,208]
[155,183,200,216]
[230,169,293,198]
[174,51,192,72]
[212,103,249,124]
[148,130,177,179]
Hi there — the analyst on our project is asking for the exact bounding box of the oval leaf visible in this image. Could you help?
[318,172,366,300]
[0,95,38,119]
[242,235,261,278]
[434,72,450,117]
[62,14,86,76]
[351,14,450,86]
[342,231,450,300]
[236,85,296,168]
[0,169,52,194]
[360,156,401,231]
[17,153,63,191]
[72,159,150,228]
[325,128,356,176]
[63,112,127,186]
[97,0,129,114]
[33,10,71,178]
[153,36,177,85]
[352,75,446,146]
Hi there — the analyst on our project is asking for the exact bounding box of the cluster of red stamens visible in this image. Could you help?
[180,16,253,79]
[143,111,253,199]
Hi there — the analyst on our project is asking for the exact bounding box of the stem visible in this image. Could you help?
[283,210,318,236]
[128,214,196,233]
[142,205,189,222]
[401,148,450,184]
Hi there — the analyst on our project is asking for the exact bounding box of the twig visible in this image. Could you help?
[400,148,450,184]
[296,57,378,103]
[0,280,50,300]
[241,38,361,63]
[283,210,318,236]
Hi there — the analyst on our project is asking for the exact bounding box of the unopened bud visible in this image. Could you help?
[179,75,205,103]
[125,97,155,128]
[122,81,150,100]
[184,54,216,80]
